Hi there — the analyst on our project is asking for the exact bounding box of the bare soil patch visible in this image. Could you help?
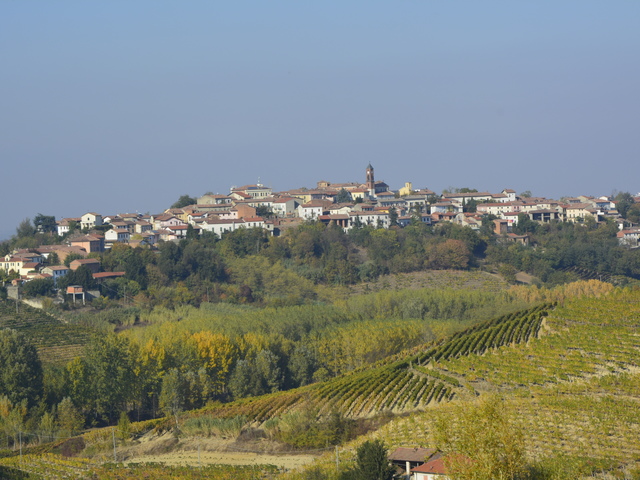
[118,433,321,470]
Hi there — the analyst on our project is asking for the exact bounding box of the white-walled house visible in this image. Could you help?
[80,212,103,230]
[271,197,299,216]
[617,229,640,247]
[42,265,69,285]
[297,201,326,220]
[105,228,130,245]
[198,217,269,237]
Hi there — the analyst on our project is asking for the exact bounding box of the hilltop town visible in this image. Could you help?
[1,164,639,286]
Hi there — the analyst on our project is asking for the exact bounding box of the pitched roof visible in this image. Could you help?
[411,455,448,474]
[92,272,126,279]
[389,447,437,463]
[70,258,101,264]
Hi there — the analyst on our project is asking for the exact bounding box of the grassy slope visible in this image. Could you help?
[0,300,93,365]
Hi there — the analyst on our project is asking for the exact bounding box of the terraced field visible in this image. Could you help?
[373,290,640,464]
[0,300,93,364]
[188,304,550,423]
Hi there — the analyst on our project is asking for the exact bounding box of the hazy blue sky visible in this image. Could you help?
[2,1,639,240]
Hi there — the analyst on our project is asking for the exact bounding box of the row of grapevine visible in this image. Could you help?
[413,304,551,365]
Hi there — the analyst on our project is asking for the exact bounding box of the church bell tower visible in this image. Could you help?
[366,163,375,195]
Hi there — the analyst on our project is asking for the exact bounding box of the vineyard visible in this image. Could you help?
[368,290,640,467]
[182,303,552,423]
[0,454,280,479]
[5,287,640,478]
[0,300,93,364]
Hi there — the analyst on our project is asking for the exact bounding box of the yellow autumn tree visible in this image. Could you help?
[190,331,236,395]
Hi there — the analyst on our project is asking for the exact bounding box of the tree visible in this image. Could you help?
[519,190,532,198]
[63,253,84,267]
[341,439,395,480]
[0,329,44,409]
[22,278,55,297]
[33,213,57,234]
[58,265,96,291]
[69,334,137,422]
[57,397,84,437]
[429,239,470,270]
[431,395,527,480]
[335,188,352,203]
[47,252,60,266]
[388,207,398,227]
[228,350,283,399]
[614,191,635,219]
[117,411,131,441]
[463,198,478,213]
[255,205,273,218]
[513,213,538,235]
[171,194,197,209]
[15,218,35,238]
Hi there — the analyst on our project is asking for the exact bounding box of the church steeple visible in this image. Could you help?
[366,163,375,193]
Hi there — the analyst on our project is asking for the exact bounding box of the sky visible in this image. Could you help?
[1,1,639,240]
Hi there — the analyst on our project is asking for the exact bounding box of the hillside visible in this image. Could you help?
[3,284,640,478]
[0,300,93,365]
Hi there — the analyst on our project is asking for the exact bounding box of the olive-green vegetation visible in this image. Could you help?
[3,282,640,480]
[0,277,531,454]
[0,455,278,480]
[5,207,640,312]
[325,285,640,480]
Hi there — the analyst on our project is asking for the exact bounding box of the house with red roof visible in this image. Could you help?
[410,453,450,479]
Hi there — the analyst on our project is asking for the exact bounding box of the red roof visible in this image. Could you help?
[93,272,126,279]
[411,456,448,474]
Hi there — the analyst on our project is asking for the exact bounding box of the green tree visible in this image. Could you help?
[69,334,137,422]
[33,213,57,234]
[58,265,96,292]
[38,410,57,443]
[22,278,55,297]
[47,252,60,266]
[463,198,478,213]
[57,397,84,437]
[335,188,352,203]
[117,411,131,441]
[15,218,35,238]
[171,194,197,209]
[341,439,395,480]
[513,213,538,235]
[614,191,635,218]
[255,205,274,218]
[63,253,84,267]
[228,350,283,399]
[388,207,398,227]
[0,329,44,409]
